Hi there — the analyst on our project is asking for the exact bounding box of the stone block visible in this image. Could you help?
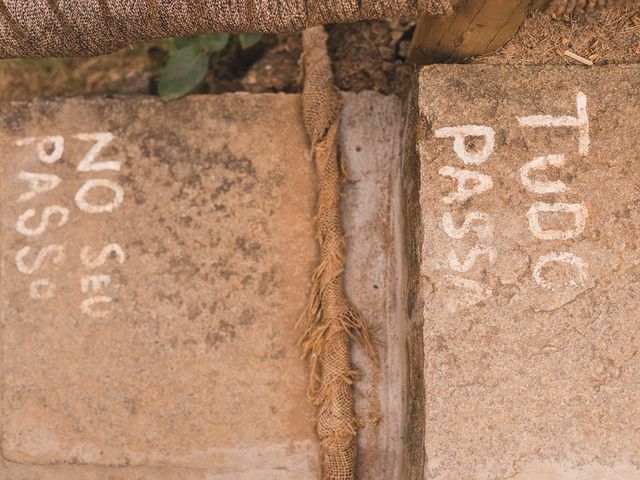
[405,65,640,479]
[0,94,318,478]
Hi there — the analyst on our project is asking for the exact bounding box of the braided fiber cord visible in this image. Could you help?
[299,26,375,479]
[0,0,454,59]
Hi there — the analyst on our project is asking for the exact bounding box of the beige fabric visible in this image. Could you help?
[0,0,454,59]
[299,26,374,480]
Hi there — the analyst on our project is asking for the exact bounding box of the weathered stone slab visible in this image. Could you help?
[0,94,319,477]
[404,65,640,479]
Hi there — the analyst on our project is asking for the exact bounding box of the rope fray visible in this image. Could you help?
[298,25,374,480]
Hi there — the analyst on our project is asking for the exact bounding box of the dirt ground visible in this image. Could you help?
[476,7,640,64]
[0,7,638,102]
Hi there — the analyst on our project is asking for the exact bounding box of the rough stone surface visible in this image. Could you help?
[0,94,319,478]
[405,65,640,480]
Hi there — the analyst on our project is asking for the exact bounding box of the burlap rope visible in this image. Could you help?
[299,26,374,480]
[1,0,631,59]
[0,0,454,59]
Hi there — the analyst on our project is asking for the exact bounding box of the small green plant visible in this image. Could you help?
[158,33,262,101]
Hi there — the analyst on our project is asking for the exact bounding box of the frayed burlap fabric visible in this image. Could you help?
[299,26,374,480]
[545,0,638,14]
[0,0,454,58]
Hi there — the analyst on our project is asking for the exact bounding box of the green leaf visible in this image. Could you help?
[238,32,262,50]
[158,45,210,101]
[172,37,192,50]
[197,33,230,52]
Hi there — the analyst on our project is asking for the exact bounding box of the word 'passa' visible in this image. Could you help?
[13,132,125,318]
[435,92,590,304]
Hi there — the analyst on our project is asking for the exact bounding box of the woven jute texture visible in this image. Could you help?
[545,0,638,14]
[299,26,374,480]
[0,0,454,59]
